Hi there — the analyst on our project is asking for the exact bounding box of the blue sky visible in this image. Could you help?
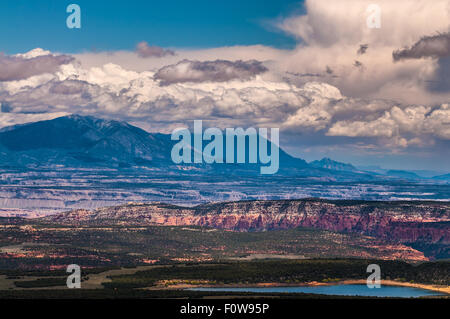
[0,0,302,54]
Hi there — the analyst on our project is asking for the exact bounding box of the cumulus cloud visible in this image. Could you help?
[2,55,448,154]
[67,0,450,106]
[393,33,450,61]
[327,104,450,147]
[0,49,73,81]
[272,0,450,105]
[136,41,175,58]
[153,59,268,85]
[276,0,450,47]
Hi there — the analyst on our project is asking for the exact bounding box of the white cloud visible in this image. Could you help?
[1,55,448,151]
[277,0,450,47]
[327,103,450,147]
[273,0,450,105]
[154,59,268,85]
[0,49,74,81]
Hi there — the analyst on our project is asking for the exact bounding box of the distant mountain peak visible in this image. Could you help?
[309,157,357,171]
[65,113,90,120]
[0,114,171,167]
[386,170,421,179]
[61,114,129,129]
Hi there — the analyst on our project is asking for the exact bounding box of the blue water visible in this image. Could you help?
[187,284,443,298]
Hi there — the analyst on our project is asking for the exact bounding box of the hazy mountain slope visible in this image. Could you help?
[433,173,450,181]
[386,170,422,180]
[0,115,172,167]
[310,158,357,171]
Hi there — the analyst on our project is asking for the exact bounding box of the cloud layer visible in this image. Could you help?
[0,49,73,82]
[273,0,450,105]
[1,57,448,152]
[135,41,175,58]
[154,59,268,85]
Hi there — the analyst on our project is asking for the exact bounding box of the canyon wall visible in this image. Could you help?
[45,199,450,247]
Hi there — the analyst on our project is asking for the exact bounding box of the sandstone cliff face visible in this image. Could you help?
[194,200,449,247]
[44,199,450,249]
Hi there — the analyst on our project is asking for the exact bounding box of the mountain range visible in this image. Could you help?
[0,114,446,181]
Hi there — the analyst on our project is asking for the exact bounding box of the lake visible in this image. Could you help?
[187,284,443,298]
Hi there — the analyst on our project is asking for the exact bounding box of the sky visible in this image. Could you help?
[0,0,300,53]
[0,0,449,171]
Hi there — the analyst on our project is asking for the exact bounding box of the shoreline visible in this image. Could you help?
[154,279,450,295]
[330,279,450,295]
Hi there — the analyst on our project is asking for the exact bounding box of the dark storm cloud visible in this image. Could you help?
[287,71,322,77]
[427,57,450,93]
[357,44,368,55]
[0,53,74,82]
[135,41,175,58]
[325,66,334,74]
[154,59,268,85]
[393,33,450,61]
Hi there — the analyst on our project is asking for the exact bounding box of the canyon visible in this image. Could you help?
[44,199,450,259]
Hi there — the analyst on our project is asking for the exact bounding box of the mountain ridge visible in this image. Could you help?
[309,157,357,171]
[0,115,447,181]
[0,115,366,178]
